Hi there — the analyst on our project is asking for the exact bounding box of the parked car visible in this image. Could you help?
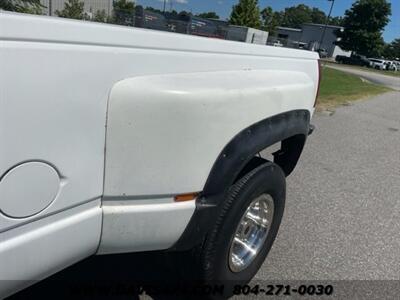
[335,54,370,67]
[394,61,400,71]
[272,40,283,47]
[385,61,398,71]
[0,12,320,298]
[368,58,387,70]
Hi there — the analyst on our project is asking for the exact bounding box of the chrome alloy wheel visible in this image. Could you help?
[228,194,274,273]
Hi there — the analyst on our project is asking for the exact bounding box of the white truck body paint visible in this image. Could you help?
[0,12,318,230]
[0,12,319,296]
[98,200,195,254]
[0,200,101,298]
[105,70,314,196]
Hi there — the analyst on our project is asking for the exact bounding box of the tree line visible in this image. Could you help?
[0,0,342,29]
[231,2,343,34]
[229,0,395,58]
[1,0,398,58]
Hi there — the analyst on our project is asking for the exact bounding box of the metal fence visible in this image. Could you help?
[108,6,276,46]
[133,7,228,39]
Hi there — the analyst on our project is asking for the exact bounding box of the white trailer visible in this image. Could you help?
[226,25,269,45]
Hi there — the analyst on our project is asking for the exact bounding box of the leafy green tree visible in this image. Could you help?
[93,9,107,23]
[329,16,344,26]
[383,39,400,59]
[113,0,135,25]
[0,0,43,14]
[310,8,344,26]
[56,0,87,20]
[280,4,312,29]
[260,5,344,32]
[336,0,391,57]
[261,6,283,34]
[230,0,261,29]
[145,6,163,14]
[310,7,326,24]
[196,12,220,19]
[144,6,181,17]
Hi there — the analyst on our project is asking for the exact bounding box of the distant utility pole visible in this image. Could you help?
[163,0,167,13]
[48,0,52,16]
[319,0,335,50]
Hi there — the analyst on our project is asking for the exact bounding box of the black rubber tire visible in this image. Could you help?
[193,162,286,298]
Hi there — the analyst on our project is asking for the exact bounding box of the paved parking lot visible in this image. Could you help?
[257,91,400,281]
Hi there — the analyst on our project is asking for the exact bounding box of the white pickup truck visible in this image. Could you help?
[0,12,320,298]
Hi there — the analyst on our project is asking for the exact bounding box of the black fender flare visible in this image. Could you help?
[203,109,310,198]
[171,109,311,251]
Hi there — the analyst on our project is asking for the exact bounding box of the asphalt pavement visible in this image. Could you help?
[245,89,400,298]
[257,91,400,282]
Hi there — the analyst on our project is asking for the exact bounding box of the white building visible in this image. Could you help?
[40,0,113,18]
[226,26,269,45]
[275,23,351,58]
